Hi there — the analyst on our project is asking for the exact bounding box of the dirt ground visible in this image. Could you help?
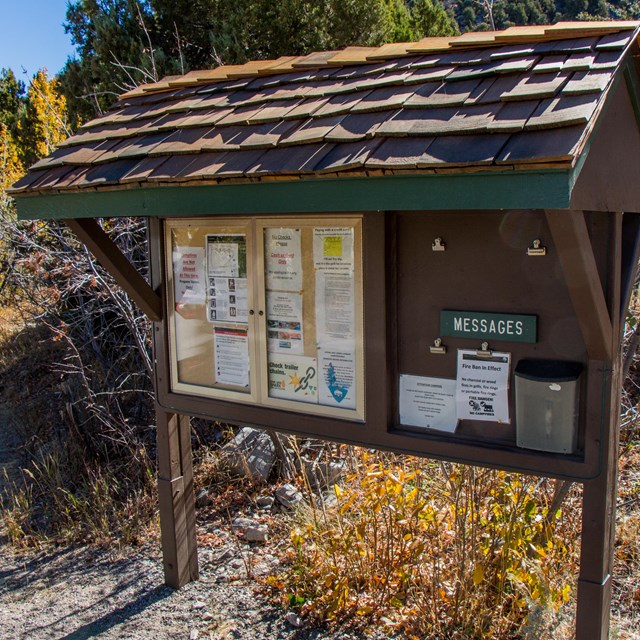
[0,404,401,640]
[0,541,333,640]
[1,398,638,639]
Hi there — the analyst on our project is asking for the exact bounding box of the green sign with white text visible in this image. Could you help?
[440,310,537,344]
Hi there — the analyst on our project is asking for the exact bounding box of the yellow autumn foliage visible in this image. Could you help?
[20,70,69,162]
[0,123,24,199]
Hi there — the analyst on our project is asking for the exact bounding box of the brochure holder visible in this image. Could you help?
[515,359,583,454]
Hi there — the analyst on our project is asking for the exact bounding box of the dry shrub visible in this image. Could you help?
[0,210,157,546]
[272,449,580,639]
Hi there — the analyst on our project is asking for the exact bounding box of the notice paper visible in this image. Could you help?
[264,228,302,291]
[172,246,206,308]
[399,375,457,433]
[456,349,511,423]
[318,347,356,409]
[268,354,318,404]
[315,272,355,344]
[214,326,249,387]
[267,291,303,354]
[313,227,354,273]
[207,277,248,323]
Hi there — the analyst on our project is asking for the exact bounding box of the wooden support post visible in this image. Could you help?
[576,360,620,639]
[63,218,163,322]
[575,212,622,640]
[545,210,613,361]
[156,408,198,588]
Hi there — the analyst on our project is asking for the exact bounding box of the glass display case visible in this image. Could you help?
[165,216,365,420]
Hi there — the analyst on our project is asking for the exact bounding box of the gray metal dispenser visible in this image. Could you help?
[515,359,583,454]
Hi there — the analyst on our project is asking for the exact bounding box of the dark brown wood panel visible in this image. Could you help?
[148,209,620,480]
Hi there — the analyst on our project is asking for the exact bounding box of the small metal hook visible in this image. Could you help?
[430,337,447,354]
[527,239,547,256]
[476,341,493,358]
[432,237,446,252]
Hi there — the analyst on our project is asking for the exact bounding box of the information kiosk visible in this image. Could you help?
[11,21,640,639]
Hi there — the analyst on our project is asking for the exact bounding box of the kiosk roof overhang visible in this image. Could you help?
[11,21,640,219]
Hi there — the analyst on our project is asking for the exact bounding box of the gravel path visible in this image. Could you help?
[0,409,393,640]
[0,542,299,640]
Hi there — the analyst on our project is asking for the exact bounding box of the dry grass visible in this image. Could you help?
[0,309,157,548]
[611,429,640,639]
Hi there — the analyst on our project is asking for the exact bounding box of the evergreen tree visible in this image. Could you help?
[0,69,26,139]
[59,0,457,120]
[411,0,459,38]
[61,0,173,123]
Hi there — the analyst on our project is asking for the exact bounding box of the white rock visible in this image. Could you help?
[285,612,303,627]
[303,458,345,489]
[245,525,268,543]
[215,548,235,563]
[256,495,275,509]
[189,630,199,640]
[232,516,259,530]
[275,483,304,510]
[222,427,276,481]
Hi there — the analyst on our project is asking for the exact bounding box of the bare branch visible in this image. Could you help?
[136,1,158,82]
[174,21,185,76]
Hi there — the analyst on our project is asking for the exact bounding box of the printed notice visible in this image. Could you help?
[265,228,302,291]
[208,277,248,323]
[268,354,317,403]
[313,227,354,273]
[318,347,356,409]
[214,326,249,387]
[315,272,355,344]
[399,375,457,433]
[173,246,206,311]
[206,234,246,278]
[456,350,511,423]
[267,291,303,354]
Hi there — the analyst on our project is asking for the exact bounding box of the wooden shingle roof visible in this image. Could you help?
[10,21,640,210]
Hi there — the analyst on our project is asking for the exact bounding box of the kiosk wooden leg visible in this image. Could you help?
[156,409,199,588]
[575,364,620,639]
[576,472,617,639]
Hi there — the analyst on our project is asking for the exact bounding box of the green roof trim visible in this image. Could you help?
[15,170,572,220]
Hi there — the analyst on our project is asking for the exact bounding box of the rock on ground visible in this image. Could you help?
[222,427,276,481]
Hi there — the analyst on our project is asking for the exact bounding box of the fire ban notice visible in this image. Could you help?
[456,350,511,423]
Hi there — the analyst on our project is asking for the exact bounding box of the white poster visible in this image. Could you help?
[456,350,511,423]
[267,291,303,354]
[313,227,354,273]
[315,272,355,344]
[206,234,246,278]
[265,228,302,291]
[208,277,248,323]
[268,354,318,403]
[318,347,356,409]
[399,375,457,433]
[172,246,206,308]
[214,326,249,387]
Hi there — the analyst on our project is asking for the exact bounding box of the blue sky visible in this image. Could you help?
[0,0,76,80]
